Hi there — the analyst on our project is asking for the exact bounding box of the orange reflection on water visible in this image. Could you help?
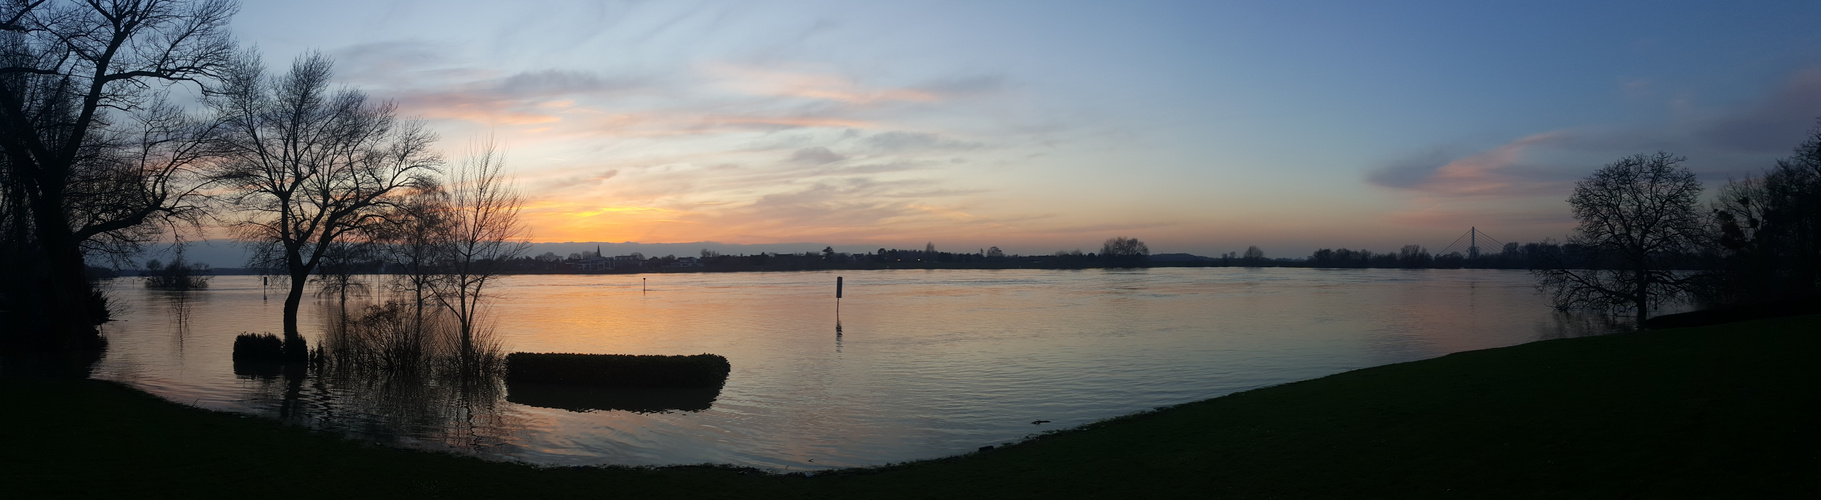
[93,268,1589,469]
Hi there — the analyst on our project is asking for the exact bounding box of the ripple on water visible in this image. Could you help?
[91,268,1601,469]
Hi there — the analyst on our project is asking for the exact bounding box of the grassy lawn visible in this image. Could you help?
[4,315,1817,498]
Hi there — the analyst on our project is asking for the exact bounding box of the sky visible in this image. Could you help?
[224,0,1821,258]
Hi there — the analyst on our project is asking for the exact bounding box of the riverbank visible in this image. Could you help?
[5,315,1816,498]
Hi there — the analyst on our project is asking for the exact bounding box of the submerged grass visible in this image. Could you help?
[4,315,1817,498]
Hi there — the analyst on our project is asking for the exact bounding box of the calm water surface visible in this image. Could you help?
[91,267,1604,470]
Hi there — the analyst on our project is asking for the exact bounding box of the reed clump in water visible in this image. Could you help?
[319,300,504,378]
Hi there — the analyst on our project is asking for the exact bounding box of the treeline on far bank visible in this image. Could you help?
[148,239,1689,277]
[1303,241,1710,271]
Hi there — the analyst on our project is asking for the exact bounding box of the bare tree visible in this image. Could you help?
[1711,119,1821,303]
[1100,236,1149,267]
[312,239,373,331]
[1398,245,1431,268]
[1535,152,1705,326]
[0,0,236,345]
[375,183,448,340]
[1242,246,1265,266]
[430,140,527,370]
[211,51,440,358]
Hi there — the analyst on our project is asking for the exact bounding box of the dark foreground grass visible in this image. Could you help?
[4,315,1817,499]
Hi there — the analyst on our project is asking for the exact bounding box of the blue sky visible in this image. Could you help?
[226,0,1821,258]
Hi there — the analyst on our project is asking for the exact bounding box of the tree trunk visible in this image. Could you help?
[1635,267,1650,327]
[29,189,103,348]
[458,292,473,371]
[282,270,309,361]
[338,283,348,331]
[412,276,427,337]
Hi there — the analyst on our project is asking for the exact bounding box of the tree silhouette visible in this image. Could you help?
[212,51,440,359]
[1242,246,1265,266]
[0,0,236,346]
[1535,152,1704,325]
[375,181,448,341]
[1100,237,1149,267]
[429,140,527,372]
[1398,245,1431,268]
[1710,119,1821,304]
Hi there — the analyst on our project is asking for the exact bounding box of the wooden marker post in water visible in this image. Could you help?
[643,277,647,294]
[837,276,844,343]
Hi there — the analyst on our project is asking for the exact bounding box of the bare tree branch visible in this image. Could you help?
[1534,152,1705,326]
[210,50,441,354]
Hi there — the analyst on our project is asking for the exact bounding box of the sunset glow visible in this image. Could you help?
[231,1,1821,256]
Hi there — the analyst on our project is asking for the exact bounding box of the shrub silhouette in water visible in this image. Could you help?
[231,332,299,378]
[142,258,211,290]
[233,333,285,361]
[505,353,730,388]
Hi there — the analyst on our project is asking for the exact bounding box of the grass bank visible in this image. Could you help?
[5,315,1817,498]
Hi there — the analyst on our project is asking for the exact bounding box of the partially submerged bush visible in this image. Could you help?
[506,353,730,388]
[143,258,210,290]
[323,301,431,373]
[231,333,285,362]
[231,332,288,378]
[319,300,503,376]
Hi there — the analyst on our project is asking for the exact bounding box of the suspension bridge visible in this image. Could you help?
[1436,226,1505,260]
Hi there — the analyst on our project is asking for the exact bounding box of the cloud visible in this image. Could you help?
[395,69,657,125]
[1377,65,1821,204]
[308,36,1041,247]
[913,75,1004,98]
[704,63,941,105]
[1368,132,1580,198]
[699,114,876,131]
[493,69,647,98]
[327,42,661,128]
[1384,203,1574,229]
[1699,68,1821,154]
[1374,65,1821,217]
[532,168,619,192]
[330,40,464,84]
[788,147,846,165]
[671,178,1020,243]
[1367,130,1646,234]
[525,171,1016,244]
[861,131,983,153]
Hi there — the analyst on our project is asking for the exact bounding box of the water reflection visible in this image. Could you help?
[162,290,194,350]
[239,368,522,454]
[231,357,293,379]
[1534,310,1634,340]
[94,268,1609,470]
[506,383,722,413]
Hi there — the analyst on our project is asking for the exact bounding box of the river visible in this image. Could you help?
[90,267,1612,470]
